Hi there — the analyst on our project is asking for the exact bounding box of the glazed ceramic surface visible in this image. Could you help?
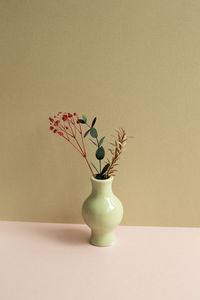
[82,176,123,246]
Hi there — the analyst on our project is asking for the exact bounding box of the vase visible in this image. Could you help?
[82,176,123,247]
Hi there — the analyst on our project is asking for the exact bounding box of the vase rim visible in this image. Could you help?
[90,175,114,183]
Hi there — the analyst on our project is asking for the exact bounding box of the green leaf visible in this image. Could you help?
[96,146,105,160]
[91,117,96,127]
[89,139,98,146]
[82,114,87,123]
[90,127,98,138]
[95,173,107,180]
[91,162,99,173]
[98,136,105,147]
[78,119,86,124]
[101,163,110,175]
[84,129,90,138]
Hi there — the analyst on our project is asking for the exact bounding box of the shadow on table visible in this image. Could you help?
[32,225,90,246]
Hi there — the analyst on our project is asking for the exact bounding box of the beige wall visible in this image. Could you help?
[1,0,200,226]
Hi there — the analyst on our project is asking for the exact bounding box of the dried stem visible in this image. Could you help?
[106,128,128,177]
[49,112,94,176]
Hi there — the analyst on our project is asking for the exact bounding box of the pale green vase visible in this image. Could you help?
[82,176,123,247]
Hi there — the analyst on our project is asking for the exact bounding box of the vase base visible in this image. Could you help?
[90,238,116,247]
[90,233,116,247]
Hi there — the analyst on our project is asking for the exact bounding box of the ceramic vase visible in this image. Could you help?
[82,176,123,247]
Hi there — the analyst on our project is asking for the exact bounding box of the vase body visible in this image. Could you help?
[82,176,123,246]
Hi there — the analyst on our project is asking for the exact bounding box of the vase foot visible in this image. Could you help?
[90,231,116,247]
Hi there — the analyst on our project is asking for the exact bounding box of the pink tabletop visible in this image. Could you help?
[0,221,200,300]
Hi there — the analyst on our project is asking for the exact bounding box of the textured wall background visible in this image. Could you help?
[0,0,200,226]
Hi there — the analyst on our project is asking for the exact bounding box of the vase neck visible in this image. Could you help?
[91,177,113,195]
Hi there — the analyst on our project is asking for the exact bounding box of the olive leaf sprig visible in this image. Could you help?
[78,114,110,179]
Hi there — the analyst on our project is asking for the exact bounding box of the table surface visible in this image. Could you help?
[0,221,200,300]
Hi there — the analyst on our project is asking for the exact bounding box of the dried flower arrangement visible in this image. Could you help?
[49,112,129,180]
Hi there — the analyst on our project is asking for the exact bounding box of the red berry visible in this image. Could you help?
[62,115,68,121]
[58,132,64,136]
[54,120,60,126]
[49,117,54,123]
[53,129,57,133]
[49,126,54,130]
[74,112,77,116]
[77,120,80,124]
[66,126,68,129]
[68,113,73,118]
